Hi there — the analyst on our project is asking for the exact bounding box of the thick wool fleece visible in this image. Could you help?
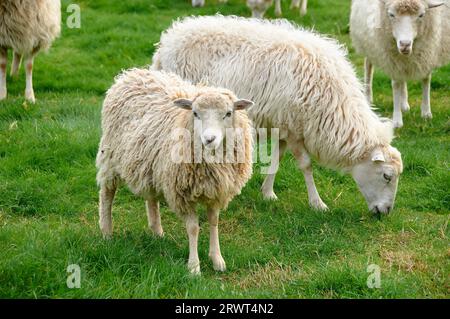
[0,0,61,54]
[350,0,450,81]
[96,69,253,214]
[152,15,397,169]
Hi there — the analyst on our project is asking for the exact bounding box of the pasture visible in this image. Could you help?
[0,0,448,298]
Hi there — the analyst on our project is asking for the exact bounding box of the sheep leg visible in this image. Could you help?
[392,80,408,128]
[421,73,432,119]
[207,207,226,272]
[300,0,308,16]
[261,139,287,200]
[0,47,7,100]
[275,0,282,17]
[291,0,301,9]
[99,184,117,239]
[185,213,201,275]
[364,58,374,103]
[290,140,328,211]
[10,52,22,77]
[24,52,36,103]
[145,196,164,237]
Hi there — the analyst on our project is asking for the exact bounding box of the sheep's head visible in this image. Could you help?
[247,0,274,18]
[381,0,445,55]
[174,92,253,150]
[351,146,403,215]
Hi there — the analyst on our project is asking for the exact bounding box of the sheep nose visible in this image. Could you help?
[399,40,412,47]
[205,136,216,145]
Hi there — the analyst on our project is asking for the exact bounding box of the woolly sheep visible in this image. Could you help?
[0,0,61,103]
[350,0,450,128]
[152,15,404,214]
[96,69,253,274]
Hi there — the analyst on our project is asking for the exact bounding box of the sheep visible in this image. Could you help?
[0,0,61,103]
[96,69,254,274]
[350,0,450,128]
[192,0,228,8]
[247,0,309,18]
[152,15,404,214]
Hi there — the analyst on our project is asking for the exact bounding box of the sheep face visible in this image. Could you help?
[351,146,403,214]
[247,0,274,18]
[384,0,445,55]
[192,0,205,7]
[174,94,253,150]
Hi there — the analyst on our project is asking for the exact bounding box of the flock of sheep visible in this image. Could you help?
[0,0,448,274]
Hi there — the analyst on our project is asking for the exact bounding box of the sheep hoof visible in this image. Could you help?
[25,90,35,104]
[421,111,432,119]
[0,90,6,100]
[188,262,201,275]
[210,254,227,272]
[150,225,164,237]
[310,199,329,211]
[401,102,410,112]
[300,9,307,16]
[275,10,282,17]
[393,119,403,128]
[262,190,278,201]
[102,233,113,240]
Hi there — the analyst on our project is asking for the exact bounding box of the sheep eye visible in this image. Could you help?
[224,111,232,118]
[193,111,199,118]
[388,12,395,18]
[418,13,425,18]
[383,173,392,182]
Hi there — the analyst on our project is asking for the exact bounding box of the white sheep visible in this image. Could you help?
[247,0,309,18]
[152,15,404,214]
[350,0,450,128]
[192,0,228,8]
[0,0,61,103]
[96,69,253,274]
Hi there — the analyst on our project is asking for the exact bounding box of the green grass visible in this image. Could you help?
[0,0,449,298]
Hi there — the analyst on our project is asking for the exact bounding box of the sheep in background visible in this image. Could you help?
[152,15,404,214]
[0,0,61,103]
[350,0,450,128]
[96,69,253,274]
[247,0,309,18]
[192,0,228,7]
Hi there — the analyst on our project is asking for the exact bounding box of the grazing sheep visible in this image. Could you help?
[152,15,404,214]
[0,0,61,103]
[247,0,309,18]
[350,0,450,128]
[96,69,253,274]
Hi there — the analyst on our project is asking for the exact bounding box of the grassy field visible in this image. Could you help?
[0,0,448,298]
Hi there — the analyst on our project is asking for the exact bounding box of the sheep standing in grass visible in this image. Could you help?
[0,0,61,103]
[96,69,253,274]
[350,0,450,128]
[152,15,404,214]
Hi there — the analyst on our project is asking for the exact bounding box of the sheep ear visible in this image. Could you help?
[427,0,444,8]
[174,99,193,110]
[234,99,254,111]
[372,150,386,163]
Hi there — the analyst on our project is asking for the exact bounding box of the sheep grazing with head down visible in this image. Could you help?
[350,0,450,128]
[96,69,253,274]
[152,15,404,215]
[0,0,61,103]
